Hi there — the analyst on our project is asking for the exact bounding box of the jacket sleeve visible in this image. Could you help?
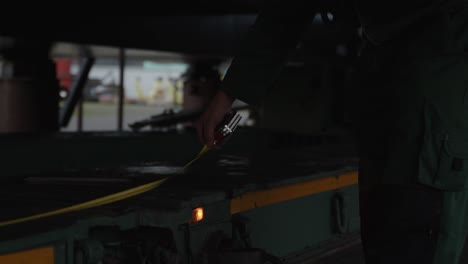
[220,0,313,105]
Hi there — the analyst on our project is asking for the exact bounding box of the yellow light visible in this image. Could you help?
[192,207,204,223]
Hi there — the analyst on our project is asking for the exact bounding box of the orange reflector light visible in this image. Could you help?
[192,207,204,223]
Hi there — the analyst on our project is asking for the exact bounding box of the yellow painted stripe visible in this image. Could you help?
[0,247,54,264]
[231,171,358,214]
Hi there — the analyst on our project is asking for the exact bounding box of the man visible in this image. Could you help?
[196,1,468,263]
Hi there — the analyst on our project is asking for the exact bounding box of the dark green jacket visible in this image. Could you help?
[221,0,468,105]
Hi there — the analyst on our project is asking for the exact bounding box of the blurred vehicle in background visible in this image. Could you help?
[54,58,72,100]
[55,58,119,102]
[83,71,119,102]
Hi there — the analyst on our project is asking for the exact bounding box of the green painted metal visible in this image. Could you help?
[0,184,359,263]
[236,185,359,257]
[0,130,359,263]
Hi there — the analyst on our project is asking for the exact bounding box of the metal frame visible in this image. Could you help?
[59,57,95,128]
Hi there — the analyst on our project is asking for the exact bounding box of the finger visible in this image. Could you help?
[203,120,216,147]
[195,118,204,145]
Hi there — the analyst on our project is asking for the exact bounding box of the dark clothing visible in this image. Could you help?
[357,28,468,261]
[354,0,465,44]
[359,185,443,264]
[219,0,468,263]
[220,0,468,105]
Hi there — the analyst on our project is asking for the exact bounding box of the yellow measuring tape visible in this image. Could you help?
[0,145,211,228]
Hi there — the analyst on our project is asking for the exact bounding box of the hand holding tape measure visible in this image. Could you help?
[0,111,241,228]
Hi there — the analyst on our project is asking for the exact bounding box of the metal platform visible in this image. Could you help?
[0,130,360,263]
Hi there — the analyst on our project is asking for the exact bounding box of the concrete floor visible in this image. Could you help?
[314,242,365,264]
[315,240,468,264]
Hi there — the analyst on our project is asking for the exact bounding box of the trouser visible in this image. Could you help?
[359,185,468,264]
[355,13,468,261]
[355,65,468,262]
[359,185,442,263]
[355,55,468,262]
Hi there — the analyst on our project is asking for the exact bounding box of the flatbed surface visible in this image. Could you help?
[0,145,358,242]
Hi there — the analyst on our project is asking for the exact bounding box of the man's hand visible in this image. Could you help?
[196,91,236,147]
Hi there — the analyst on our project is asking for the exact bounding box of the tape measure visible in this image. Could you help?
[0,111,241,228]
[0,145,210,228]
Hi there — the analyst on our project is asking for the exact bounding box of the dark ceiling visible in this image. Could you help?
[0,2,355,57]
